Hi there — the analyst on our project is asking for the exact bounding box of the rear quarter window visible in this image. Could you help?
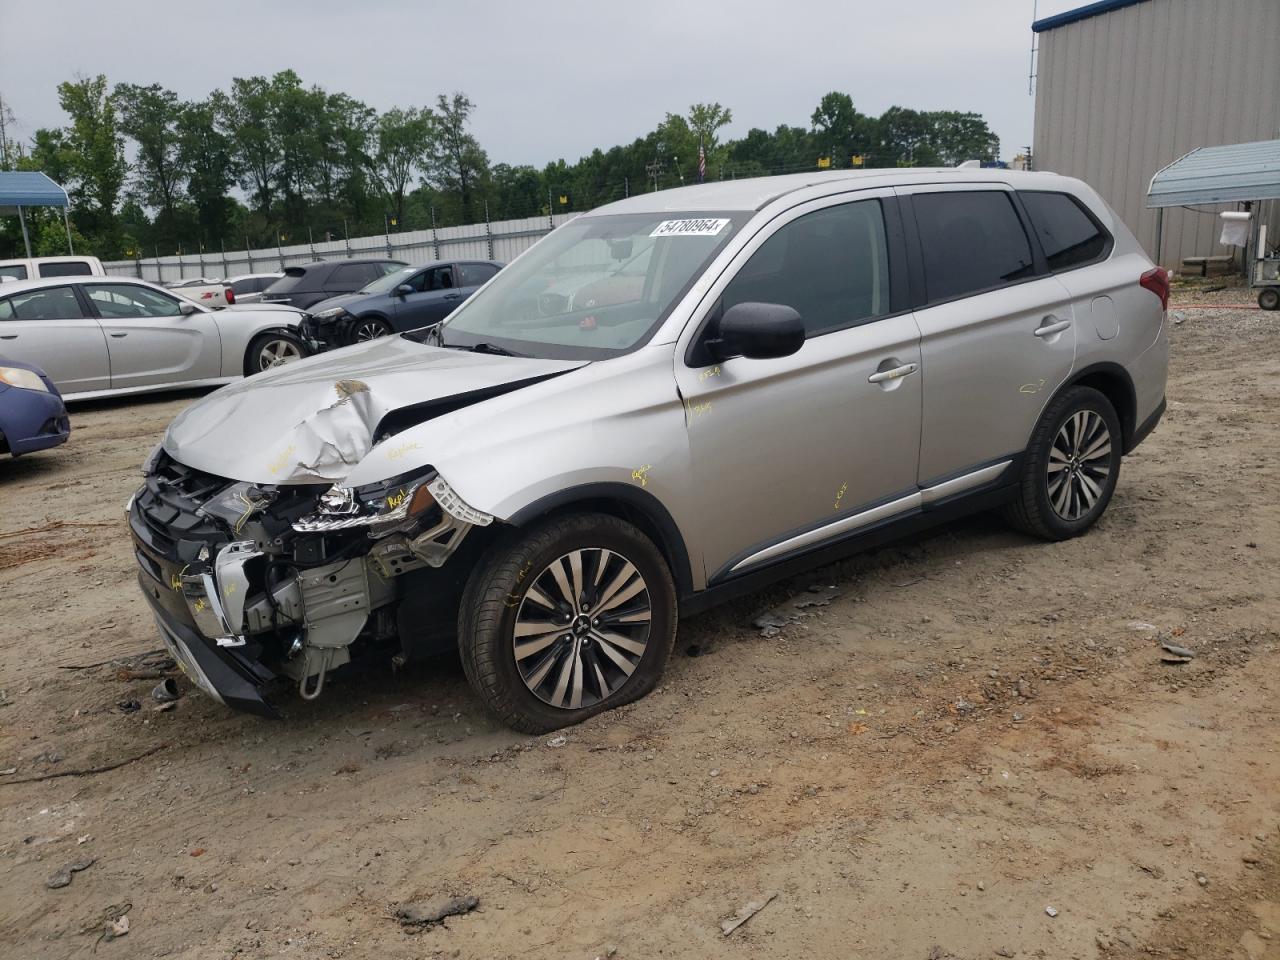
[38,261,94,277]
[264,268,307,294]
[1019,191,1111,272]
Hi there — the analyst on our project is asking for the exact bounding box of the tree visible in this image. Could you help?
[217,76,278,215]
[369,107,433,228]
[56,75,127,252]
[429,93,487,222]
[810,92,874,165]
[687,102,733,153]
[178,99,237,245]
[113,82,186,242]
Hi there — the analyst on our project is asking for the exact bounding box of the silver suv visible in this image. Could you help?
[129,169,1169,731]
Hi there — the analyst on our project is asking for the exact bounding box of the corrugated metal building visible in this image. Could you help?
[1032,0,1280,267]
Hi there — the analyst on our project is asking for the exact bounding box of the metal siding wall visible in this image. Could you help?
[1034,0,1280,267]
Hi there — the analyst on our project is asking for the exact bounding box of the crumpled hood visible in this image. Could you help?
[164,336,586,484]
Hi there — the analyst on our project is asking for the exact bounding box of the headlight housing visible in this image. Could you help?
[141,442,164,475]
[312,306,349,321]
[0,366,50,393]
[293,469,493,535]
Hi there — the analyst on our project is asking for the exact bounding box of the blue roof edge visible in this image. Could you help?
[1032,0,1151,33]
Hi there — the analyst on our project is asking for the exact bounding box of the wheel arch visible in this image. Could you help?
[505,483,696,600]
[1060,362,1137,451]
[243,325,305,373]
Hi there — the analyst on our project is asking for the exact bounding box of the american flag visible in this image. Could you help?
[698,138,706,183]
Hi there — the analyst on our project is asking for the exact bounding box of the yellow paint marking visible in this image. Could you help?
[697,365,722,381]
[386,441,422,461]
[631,464,653,488]
[267,444,296,475]
[833,481,848,511]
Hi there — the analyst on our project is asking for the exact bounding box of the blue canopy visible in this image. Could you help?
[0,171,70,214]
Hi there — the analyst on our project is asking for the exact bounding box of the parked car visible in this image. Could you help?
[129,168,1168,729]
[0,255,105,283]
[171,280,235,309]
[0,277,309,400]
[0,355,70,457]
[259,259,406,310]
[227,273,283,305]
[299,260,503,349]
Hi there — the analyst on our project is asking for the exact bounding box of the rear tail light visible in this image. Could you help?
[1140,267,1170,310]
[224,286,235,305]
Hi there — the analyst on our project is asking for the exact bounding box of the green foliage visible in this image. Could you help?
[10,75,1002,259]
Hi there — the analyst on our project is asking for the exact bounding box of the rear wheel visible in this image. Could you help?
[1003,385,1122,541]
[1259,288,1280,311]
[245,331,305,376]
[459,513,678,733]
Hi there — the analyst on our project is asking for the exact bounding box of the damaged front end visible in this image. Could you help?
[128,449,491,716]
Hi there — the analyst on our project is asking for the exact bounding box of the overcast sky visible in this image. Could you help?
[0,0,1084,168]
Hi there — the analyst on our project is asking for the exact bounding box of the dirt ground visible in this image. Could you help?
[1,286,1277,960]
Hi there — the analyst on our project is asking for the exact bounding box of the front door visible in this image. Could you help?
[393,265,461,328]
[83,282,222,390]
[674,192,923,583]
[0,284,111,394]
[899,185,1077,483]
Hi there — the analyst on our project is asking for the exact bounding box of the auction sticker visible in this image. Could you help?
[650,218,730,238]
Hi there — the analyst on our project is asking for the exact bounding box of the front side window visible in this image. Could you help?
[425,266,454,291]
[85,283,184,318]
[1020,191,1109,272]
[0,286,82,321]
[720,199,891,336]
[437,211,748,360]
[912,191,1035,303]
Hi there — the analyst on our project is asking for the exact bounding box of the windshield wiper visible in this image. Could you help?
[466,341,522,357]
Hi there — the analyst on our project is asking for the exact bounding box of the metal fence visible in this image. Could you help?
[101,212,580,282]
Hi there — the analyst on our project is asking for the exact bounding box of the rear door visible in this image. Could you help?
[0,285,111,394]
[83,282,222,389]
[900,185,1077,484]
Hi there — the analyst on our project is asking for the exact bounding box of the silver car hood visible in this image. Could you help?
[164,335,586,484]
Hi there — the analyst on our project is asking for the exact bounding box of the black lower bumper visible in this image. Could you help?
[1126,397,1166,454]
[130,500,279,717]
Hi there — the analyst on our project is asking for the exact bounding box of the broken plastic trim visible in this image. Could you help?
[292,472,492,534]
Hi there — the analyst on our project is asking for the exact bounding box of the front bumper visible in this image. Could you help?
[0,385,70,456]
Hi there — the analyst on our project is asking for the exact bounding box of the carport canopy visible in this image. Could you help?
[1147,138,1280,208]
[0,171,73,257]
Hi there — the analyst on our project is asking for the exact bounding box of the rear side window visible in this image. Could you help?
[0,265,29,281]
[39,260,94,277]
[377,261,406,275]
[327,263,376,289]
[0,286,82,320]
[264,268,307,294]
[721,199,891,336]
[458,262,499,286]
[1020,191,1110,271]
[912,191,1035,303]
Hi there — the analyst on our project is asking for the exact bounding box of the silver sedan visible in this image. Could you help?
[0,276,308,400]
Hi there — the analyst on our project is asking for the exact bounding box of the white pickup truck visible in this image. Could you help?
[0,255,106,282]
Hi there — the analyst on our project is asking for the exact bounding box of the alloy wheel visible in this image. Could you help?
[512,548,652,710]
[354,320,389,341]
[1047,410,1112,521]
[257,338,302,371]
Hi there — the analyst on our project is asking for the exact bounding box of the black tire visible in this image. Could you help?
[349,316,393,343]
[244,331,306,376]
[1003,385,1122,541]
[459,513,678,733]
[1259,288,1280,311]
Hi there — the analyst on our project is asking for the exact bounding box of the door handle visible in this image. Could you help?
[867,362,918,384]
[1034,318,1071,338]
[109,332,128,338]
[443,292,460,300]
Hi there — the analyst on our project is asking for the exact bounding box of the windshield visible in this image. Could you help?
[432,211,748,360]
[358,265,419,296]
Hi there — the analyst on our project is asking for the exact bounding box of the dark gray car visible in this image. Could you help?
[259,258,407,310]
[299,259,503,349]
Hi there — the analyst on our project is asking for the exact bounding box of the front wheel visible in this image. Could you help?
[245,331,306,376]
[459,513,678,733]
[350,316,393,343]
[1003,385,1122,541]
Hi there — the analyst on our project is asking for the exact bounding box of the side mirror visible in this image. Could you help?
[708,302,805,361]
[178,301,197,316]
[395,283,414,297]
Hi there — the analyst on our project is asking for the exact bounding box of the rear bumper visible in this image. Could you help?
[1125,397,1165,454]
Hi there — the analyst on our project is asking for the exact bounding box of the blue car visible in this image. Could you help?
[0,355,70,457]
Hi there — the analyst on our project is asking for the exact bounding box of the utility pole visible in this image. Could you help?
[645,157,665,192]
[0,92,13,169]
